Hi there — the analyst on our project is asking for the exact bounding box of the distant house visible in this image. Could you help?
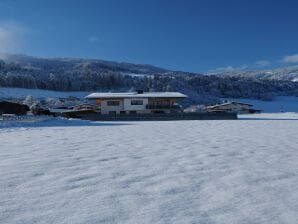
[73,103,97,111]
[85,91,187,115]
[206,101,262,114]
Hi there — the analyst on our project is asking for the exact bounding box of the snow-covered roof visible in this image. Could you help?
[207,101,253,109]
[85,92,187,99]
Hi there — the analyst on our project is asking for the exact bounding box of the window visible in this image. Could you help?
[131,100,143,105]
[120,111,126,114]
[129,111,137,114]
[108,111,117,115]
[107,101,120,106]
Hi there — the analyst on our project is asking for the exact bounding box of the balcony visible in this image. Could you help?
[146,104,180,110]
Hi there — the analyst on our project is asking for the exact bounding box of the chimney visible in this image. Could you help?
[136,89,144,94]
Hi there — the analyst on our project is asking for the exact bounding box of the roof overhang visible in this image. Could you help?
[85,92,187,99]
[207,102,253,109]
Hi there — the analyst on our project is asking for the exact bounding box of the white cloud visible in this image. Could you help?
[216,65,235,72]
[282,54,298,64]
[255,60,270,67]
[0,21,25,57]
[88,36,99,43]
[208,65,248,73]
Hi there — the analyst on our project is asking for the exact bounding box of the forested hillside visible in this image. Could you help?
[1,55,298,105]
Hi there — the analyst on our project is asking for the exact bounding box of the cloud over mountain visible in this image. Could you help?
[255,60,270,67]
[0,21,25,57]
[282,54,298,64]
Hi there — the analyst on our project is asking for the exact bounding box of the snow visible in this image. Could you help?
[124,73,154,78]
[0,87,89,99]
[223,96,298,112]
[86,92,187,99]
[1,87,297,113]
[1,114,298,223]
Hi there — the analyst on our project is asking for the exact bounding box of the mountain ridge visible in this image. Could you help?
[208,66,298,82]
[2,53,298,81]
[0,53,172,75]
[0,54,298,105]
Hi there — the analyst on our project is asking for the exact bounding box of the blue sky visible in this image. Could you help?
[0,0,298,72]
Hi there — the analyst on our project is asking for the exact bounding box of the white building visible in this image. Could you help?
[206,101,262,114]
[85,91,187,115]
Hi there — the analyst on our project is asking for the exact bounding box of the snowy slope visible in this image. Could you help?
[210,66,298,81]
[0,87,89,99]
[1,114,298,223]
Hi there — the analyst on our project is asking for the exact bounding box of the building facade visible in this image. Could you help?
[85,91,187,114]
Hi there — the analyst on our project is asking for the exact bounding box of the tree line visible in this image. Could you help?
[1,60,298,104]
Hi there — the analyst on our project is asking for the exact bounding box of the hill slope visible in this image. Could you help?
[210,66,298,82]
[1,54,298,105]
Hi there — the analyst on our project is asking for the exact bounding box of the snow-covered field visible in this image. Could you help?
[1,114,298,223]
[0,87,89,99]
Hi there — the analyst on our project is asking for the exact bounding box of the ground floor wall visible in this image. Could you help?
[94,98,175,114]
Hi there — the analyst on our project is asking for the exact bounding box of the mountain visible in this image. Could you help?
[0,54,298,105]
[0,54,170,75]
[209,66,298,82]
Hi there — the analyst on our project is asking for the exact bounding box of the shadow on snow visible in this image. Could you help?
[239,118,298,121]
[0,118,131,129]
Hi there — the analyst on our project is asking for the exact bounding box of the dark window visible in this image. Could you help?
[107,101,120,106]
[131,100,143,105]
[120,111,126,114]
[108,111,117,115]
[129,111,137,114]
[153,110,165,114]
